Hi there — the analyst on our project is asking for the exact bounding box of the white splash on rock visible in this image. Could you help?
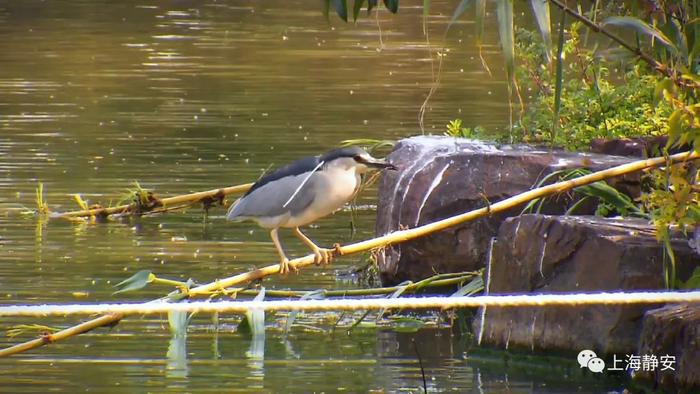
[415,161,450,226]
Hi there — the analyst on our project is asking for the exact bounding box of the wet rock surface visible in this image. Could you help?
[636,304,700,389]
[473,215,700,355]
[589,135,690,157]
[375,136,639,284]
[590,136,668,157]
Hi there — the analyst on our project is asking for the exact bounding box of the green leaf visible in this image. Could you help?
[529,0,552,63]
[166,311,189,374]
[653,78,676,105]
[448,0,474,31]
[322,0,330,22]
[565,196,590,215]
[451,275,484,297]
[682,72,700,84]
[240,287,266,337]
[353,0,365,22]
[340,138,395,153]
[663,235,677,289]
[167,292,188,302]
[284,289,325,335]
[332,0,348,22]
[521,198,540,215]
[348,309,373,332]
[496,0,515,85]
[383,0,398,14]
[594,47,636,63]
[475,0,485,45]
[377,280,412,320]
[422,0,429,34]
[576,181,643,217]
[602,16,679,54]
[682,267,700,289]
[367,0,377,14]
[552,7,565,145]
[667,109,683,148]
[113,270,153,294]
[390,317,425,333]
[168,310,191,336]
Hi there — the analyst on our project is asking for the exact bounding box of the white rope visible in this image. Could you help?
[1,291,699,317]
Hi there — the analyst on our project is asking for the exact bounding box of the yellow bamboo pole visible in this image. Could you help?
[54,183,253,219]
[0,314,121,357]
[2,150,697,357]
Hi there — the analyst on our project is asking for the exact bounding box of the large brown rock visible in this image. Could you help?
[636,304,700,390]
[590,136,668,157]
[375,136,639,285]
[589,136,690,158]
[474,215,699,355]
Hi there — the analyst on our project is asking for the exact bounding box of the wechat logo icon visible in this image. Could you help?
[578,349,605,373]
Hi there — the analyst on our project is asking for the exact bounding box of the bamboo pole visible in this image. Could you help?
[2,150,697,357]
[0,314,121,357]
[54,183,253,219]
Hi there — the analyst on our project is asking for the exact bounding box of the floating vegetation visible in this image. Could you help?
[6,324,60,339]
[113,270,482,300]
[35,182,49,216]
[48,181,252,221]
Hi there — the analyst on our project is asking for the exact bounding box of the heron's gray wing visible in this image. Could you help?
[227,172,318,220]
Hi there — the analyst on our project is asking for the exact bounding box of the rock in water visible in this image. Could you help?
[375,136,639,284]
[636,304,700,390]
[473,214,699,354]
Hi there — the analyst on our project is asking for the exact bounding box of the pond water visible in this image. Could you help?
[0,0,628,392]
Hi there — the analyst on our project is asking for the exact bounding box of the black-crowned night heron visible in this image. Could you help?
[227,146,396,274]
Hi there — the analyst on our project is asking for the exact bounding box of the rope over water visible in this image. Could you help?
[2,291,699,317]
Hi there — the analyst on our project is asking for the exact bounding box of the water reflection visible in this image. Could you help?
[0,0,625,392]
[245,333,266,389]
[166,311,190,379]
[244,289,266,388]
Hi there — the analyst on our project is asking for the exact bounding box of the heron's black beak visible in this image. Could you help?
[365,158,397,170]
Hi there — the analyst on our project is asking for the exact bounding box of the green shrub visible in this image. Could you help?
[512,24,674,150]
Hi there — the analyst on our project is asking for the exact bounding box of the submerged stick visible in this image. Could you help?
[53,183,253,219]
[2,150,698,357]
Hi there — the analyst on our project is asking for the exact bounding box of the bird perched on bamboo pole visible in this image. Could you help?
[226,146,396,274]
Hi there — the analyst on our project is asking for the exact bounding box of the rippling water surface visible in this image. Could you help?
[0,1,625,392]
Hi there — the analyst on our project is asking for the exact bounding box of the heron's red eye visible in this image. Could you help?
[353,155,363,162]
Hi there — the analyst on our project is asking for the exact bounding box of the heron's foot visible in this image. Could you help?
[312,247,334,266]
[279,257,297,275]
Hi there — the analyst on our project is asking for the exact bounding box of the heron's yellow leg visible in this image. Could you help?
[292,227,333,266]
[270,228,294,274]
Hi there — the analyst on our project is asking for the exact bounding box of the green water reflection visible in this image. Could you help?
[0,0,626,392]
